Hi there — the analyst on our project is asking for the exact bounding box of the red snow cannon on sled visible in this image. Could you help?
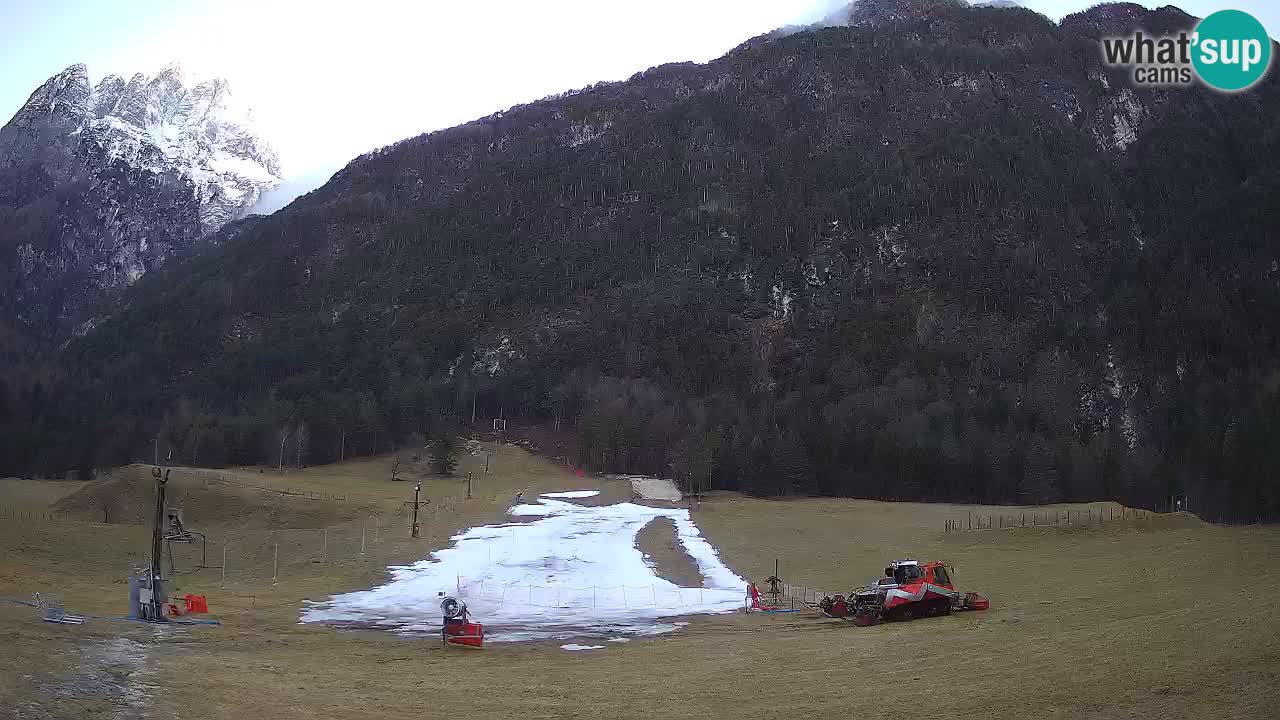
[440,595,484,648]
[818,560,989,626]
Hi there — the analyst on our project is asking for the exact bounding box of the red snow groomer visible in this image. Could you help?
[818,560,989,626]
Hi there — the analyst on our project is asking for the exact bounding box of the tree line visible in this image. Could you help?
[1,4,1277,522]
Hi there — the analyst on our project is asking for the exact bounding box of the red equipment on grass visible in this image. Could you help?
[440,595,484,648]
[747,583,784,611]
[818,560,989,626]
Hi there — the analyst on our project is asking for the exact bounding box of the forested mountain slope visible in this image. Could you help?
[7,1,1279,521]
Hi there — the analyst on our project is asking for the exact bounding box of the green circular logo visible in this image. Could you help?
[1192,10,1272,92]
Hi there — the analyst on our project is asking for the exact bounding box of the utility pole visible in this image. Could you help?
[467,472,473,500]
[405,482,426,538]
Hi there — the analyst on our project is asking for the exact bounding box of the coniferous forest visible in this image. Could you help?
[2,3,1278,521]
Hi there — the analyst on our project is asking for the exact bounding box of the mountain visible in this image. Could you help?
[0,63,280,340]
[9,2,1280,521]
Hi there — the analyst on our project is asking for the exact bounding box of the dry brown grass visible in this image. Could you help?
[2,446,1278,720]
[0,478,89,514]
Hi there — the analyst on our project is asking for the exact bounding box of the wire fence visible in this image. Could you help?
[452,577,741,610]
[0,506,130,524]
[0,501,458,595]
[159,527,745,610]
[179,468,349,501]
[158,509,474,589]
[943,505,1151,532]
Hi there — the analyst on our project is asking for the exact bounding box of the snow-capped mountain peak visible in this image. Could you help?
[0,63,283,339]
[5,62,281,233]
[80,64,281,231]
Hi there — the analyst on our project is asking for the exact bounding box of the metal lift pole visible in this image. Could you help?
[412,482,422,538]
[150,467,168,621]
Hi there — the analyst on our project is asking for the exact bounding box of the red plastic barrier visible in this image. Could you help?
[183,594,209,613]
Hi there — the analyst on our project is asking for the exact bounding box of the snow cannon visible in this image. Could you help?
[440,594,484,648]
[817,560,990,626]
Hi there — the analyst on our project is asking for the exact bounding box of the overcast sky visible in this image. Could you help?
[2,0,1276,209]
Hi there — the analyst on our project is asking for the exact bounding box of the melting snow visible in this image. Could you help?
[560,644,605,651]
[301,497,746,642]
[539,491,600,499]
[1108,89,1143,152]
[510,504,555,516]
[208,150,279,183]
[771,284,793,320]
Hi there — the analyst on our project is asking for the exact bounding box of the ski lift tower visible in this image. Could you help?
[145,466,170,620]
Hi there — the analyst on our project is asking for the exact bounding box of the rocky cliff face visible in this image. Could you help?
[0,63,280,339]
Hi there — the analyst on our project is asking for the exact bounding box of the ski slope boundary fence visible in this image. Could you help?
[945,505,1146,532]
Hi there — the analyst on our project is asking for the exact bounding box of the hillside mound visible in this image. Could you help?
[1130,510,1205,530]
[53,465,359,529]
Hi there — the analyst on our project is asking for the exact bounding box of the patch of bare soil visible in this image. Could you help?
[635,516,703,587]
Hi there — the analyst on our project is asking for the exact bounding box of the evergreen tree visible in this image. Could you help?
[430,432,459,476]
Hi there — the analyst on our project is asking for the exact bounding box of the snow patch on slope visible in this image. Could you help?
[540,490,601,499]
[300,497,745,641]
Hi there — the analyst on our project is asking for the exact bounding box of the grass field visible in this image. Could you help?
[2,444,1278,719]
[0,478,89,514]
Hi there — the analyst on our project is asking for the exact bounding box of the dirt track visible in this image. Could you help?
[2,447,1278,719]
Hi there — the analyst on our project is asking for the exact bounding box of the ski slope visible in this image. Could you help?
[301,492,746,641]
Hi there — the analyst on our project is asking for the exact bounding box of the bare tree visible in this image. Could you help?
[405,432,426,461]
[276,425,292,471]
[294,422,308,468]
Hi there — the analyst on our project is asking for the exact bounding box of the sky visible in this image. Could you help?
[3,0,1277,210]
